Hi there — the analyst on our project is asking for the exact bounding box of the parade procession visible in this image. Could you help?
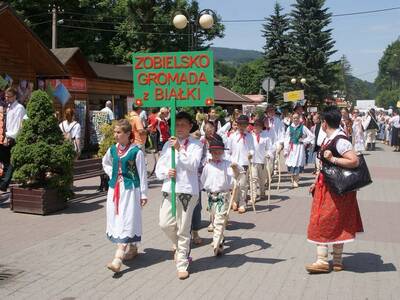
[1,1,400,299]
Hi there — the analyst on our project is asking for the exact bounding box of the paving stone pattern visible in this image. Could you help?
[0,143,399,299]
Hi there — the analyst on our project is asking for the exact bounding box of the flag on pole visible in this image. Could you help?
[53,83,71,107]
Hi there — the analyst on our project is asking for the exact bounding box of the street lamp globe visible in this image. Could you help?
[199,13,214,29]
[173,14,188,29]
[300,78,306,84]
[291,78,297,84]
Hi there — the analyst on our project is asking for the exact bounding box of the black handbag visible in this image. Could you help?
[321,154,372,195]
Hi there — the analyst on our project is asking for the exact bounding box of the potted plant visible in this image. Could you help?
[10,90,75,215]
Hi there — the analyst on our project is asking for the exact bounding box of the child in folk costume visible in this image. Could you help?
[155,112,203,280]
[307,106,363,274]
[283,113,315,188]
[264,104,285,174]
[226,115,255,214]
[199,122,226,233]
[102,119,148,273]
[251,119,275,200]
[200,139,241,256]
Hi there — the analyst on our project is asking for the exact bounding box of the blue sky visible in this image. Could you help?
[197,0,400,82]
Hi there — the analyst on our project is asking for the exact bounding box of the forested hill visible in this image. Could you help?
[211,47,263,64]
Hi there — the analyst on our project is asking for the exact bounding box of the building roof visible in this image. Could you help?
[89,62,132,82]
[51,47,81,65]
[51,47,97,78]
[0,2,67,77]
[214,86,254,105]
[244,94,265,103]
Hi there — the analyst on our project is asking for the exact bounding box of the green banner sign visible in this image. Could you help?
[132,50,214,108]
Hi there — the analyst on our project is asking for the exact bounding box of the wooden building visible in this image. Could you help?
[0,2,67,93]
[50,48,133,119]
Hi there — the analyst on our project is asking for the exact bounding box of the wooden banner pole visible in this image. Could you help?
[170,98,177,217]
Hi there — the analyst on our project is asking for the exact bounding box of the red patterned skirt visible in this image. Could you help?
[307,174,364,245]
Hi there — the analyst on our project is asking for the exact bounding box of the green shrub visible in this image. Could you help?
[11,91,75,198]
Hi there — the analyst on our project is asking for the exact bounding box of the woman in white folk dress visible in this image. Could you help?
[102,119,148,273]
[351,109,365,154]
[284,113,315,188]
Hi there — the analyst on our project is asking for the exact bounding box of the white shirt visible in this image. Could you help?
[139,110,147,127]
[322,129,353,156]
[252,130,275,164]
[101,107,114,121]
[155,136,203,196]
[226,131,255,166]
[59,120,81,139]
[5,101,26,139]
[264,115,285,145]
[389,115,400,128]
[200,159,236,193]
[316,125,327,147]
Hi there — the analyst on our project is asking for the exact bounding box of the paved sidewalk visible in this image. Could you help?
[0,143,400,299]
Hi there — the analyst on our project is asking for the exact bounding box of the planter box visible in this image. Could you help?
[11,187,66,215]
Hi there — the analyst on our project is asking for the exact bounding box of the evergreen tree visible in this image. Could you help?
[290,0,336,105]
[11,91,75,198]
[262,2,292,103]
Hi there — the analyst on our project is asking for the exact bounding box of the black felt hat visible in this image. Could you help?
[208,138,228,151]
[176,111,199,133]
[236,114,249,124]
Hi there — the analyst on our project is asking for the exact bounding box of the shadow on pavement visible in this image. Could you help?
[113,248,172,278]
[73,185,101,192]
[51,198,105,215]
[190,237,285,274]
[342,252,397,273]
[254,204,281,212]
[226,220,256,231]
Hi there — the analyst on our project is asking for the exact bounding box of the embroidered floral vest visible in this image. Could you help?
[108,145,140,189]
[289,125,303,145]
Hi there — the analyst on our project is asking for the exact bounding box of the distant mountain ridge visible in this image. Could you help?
[211,47,263,64]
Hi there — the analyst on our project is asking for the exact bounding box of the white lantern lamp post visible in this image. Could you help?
[172,9,216,50]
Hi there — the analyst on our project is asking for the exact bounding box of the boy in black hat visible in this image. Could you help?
[226,115,254,213]
[200,138,241,255]
[155,111,203,280]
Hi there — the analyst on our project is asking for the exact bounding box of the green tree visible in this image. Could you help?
[215,61,237,89]
[9,0,121,63]
[376,89,399,108]
[375,40,400,92]
[290,0,336,104]
[11,91,75,198]
[110,0,225,62]
[231,58,265,95]
[8,0,224,64]
[262,2,292,103]
[375,39,400,108]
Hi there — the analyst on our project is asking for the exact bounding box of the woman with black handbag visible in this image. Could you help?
[306,106,364,274]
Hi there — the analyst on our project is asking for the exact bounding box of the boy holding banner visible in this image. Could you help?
[155,111,203,280]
